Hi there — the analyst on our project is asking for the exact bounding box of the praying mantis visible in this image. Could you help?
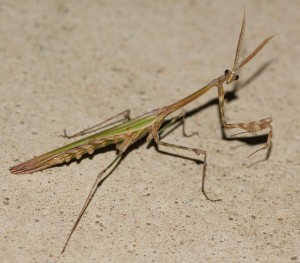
[10,14,274,253]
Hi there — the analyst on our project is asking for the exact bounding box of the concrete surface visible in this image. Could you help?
[1,0,299,262]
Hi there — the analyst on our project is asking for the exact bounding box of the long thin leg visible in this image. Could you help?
[217,84,272,156]
[181,111,199,138]
[152,128,221,202]
[158,111,198,138]
[62,109,131,138]
[61,150,124,254]
[228,123,272,157]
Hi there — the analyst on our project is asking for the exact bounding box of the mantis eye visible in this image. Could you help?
[225,69,230,75]
[235,75,239,80]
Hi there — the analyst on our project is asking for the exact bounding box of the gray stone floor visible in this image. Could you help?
[1,1,299,262]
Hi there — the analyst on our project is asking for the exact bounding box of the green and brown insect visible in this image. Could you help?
[10,14,274,253]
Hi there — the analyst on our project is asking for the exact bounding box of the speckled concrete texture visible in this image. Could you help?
[1,1,299,262]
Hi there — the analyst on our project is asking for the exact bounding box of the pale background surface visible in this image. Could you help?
[1,1,299,262]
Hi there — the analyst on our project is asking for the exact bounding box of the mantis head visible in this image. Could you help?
[224,13,275,85]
